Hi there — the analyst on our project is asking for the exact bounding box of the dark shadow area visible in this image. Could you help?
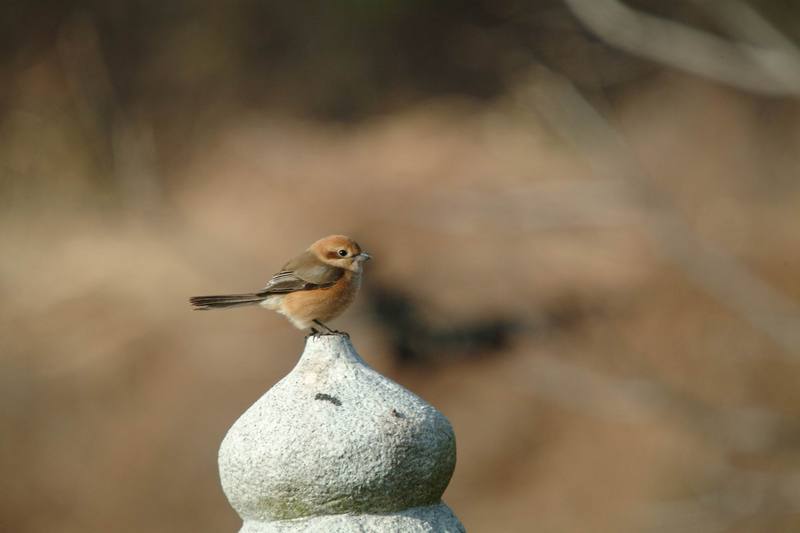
[368,285,598,366]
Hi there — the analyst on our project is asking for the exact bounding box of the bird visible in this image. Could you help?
[190,235,371,335]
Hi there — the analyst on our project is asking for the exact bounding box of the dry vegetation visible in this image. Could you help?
[2,3,800,532]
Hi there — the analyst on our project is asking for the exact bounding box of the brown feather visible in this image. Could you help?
[278,270,361,329]
[258,251,344,294]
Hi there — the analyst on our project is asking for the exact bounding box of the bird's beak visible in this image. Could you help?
[357,252,372,262]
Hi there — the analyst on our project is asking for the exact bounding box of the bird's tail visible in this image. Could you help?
[190,293,266,310]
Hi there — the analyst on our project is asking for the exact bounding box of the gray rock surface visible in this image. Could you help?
[238,503,463,533]
[218,333,464,532]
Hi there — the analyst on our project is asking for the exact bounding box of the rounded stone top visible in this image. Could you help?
[218,334,457,524]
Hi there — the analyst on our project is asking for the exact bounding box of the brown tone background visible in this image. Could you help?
[2,1,800,532]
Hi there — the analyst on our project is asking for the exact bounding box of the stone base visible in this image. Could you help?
[238,503,465,532]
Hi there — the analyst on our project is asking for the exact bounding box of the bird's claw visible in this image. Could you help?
[307,328,349,338]
[308,328,349,338]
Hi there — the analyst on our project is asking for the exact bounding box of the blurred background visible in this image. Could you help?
[2,1,800,531]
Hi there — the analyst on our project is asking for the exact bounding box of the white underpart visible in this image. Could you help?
[260,294,311,329]
[259,294,282,311]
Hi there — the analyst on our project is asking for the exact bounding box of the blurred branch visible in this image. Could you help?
[522,66,800,357]
[564,0,800,96]
[698,0,800,53]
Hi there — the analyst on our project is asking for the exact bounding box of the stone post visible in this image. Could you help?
[218,333,465,532]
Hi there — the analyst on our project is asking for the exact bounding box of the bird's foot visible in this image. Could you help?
[307,326,348,337]
[317,329,349,337]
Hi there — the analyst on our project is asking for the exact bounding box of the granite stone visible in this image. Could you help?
[218,334,464,532]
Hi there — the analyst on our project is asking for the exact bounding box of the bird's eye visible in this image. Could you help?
[337,249,348,257]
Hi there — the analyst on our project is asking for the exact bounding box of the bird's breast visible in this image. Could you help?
[279,270,361,326]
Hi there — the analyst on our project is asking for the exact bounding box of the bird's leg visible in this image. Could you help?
[313,319,348,337]
[308,327,320,336]
[313,319,335,333]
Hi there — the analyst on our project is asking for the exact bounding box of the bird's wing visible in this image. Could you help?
[258,251,343,294]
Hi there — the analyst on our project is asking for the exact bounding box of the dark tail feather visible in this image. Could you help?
[190,293,265,310]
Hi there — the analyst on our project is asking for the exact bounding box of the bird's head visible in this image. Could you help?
[310,235,371,272]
